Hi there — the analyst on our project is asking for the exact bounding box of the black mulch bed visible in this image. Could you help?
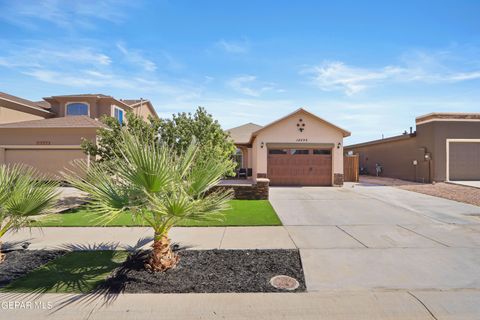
[103,249,306,293]
[0,250,66,287]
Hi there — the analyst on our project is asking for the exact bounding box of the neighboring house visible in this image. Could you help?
[345,113,480,183]
[0,92,158,178]
[227,108,350,186]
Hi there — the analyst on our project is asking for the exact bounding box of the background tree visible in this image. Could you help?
[65,130,233,272]
[82,107,237,176]
[81,112,160,163]
[157,107,237,176]
[0,164,59,263]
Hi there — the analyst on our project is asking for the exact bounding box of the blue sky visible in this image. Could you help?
[0,0,479,144]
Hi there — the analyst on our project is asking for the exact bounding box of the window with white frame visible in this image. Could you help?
[66,102,89,116]
[113,106,124,124]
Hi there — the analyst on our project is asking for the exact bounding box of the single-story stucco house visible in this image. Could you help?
[344,112,480,183]
[0,92,158,178]
[227,108,351,186]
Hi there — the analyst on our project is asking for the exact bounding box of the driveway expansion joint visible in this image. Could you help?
[397,225,450,247]
[407,291,439,320]
[335,225,369,248]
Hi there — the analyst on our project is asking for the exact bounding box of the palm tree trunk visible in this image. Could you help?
[0,241,5,263]
[145,233,179,272]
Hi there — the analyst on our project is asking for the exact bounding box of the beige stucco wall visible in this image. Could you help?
[0,127,96,179]
[0,106,45,124]
[49,97,131,120]
[251,111,345,182]
[133,103,156,121]
[2,148,88,179]
[345,136,429,182]
[0,127,97,145]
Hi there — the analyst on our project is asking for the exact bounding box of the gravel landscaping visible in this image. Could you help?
[399,182,480,207]
[360,176,480,207]
[104,249,305,293]
[0,250,66,287]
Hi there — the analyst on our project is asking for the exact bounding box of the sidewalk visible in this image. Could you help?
[4,290,480,320]
[5,226,296,251]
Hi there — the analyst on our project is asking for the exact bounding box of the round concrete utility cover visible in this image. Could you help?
[270,275,300,290]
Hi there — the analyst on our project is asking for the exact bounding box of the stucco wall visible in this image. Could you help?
[0,106,45,124]
[0,127,96,179]
[417,121,480,181]
[0,128,97,145]
[2,148,88,179]
[346,120,480,182]
[252,112,345,181]
[133,103,156,121]
[49,97,131,120]
[346,136,431,182]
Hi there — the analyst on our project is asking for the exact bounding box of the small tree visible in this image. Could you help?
[65,130,233,272]
[82,108,237,176]
[81,112,160,163]
[0,164,59,263]
[157,107,237,176]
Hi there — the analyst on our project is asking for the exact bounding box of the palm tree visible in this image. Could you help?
[64,130,233,272]
[0,164,59,263]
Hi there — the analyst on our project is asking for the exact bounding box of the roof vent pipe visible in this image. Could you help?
[410,126,413,134]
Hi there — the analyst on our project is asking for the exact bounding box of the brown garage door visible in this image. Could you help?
[449,142,480,180]
[5,148,88,179]
[267,148,332,186]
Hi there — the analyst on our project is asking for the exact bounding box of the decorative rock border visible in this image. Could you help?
[210,178,270,200]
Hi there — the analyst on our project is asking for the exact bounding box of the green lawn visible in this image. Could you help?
[1,251,128,293]
[34,200,282,227]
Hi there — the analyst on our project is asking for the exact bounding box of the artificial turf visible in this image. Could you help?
[34,200,282,227]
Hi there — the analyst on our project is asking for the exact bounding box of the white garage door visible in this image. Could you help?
[449,142,480,180]
[4,148,88,179]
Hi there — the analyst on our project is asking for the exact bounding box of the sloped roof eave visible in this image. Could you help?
[247,108,351,143]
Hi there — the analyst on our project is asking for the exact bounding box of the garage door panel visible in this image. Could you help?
[268,152,332,186]
[449,142,480,181]
[5,149,88,179]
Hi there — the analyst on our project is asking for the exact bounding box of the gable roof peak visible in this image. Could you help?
[249,107,351,141]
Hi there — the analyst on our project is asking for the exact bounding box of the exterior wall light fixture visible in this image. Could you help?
[261,142,265,149]
[337,142,341,149]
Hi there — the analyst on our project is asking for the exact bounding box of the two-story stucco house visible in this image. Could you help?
[227,108,351,186]
[0,92,158,178]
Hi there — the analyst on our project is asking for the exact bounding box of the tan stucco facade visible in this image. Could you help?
[132,101,158,120]
[230,109,350,186]
[345,113,480,182]
[46,96,132,120]
[0,106,45,124]
[0,92,159,179]
[0,127,97,145]
[0,127,97,179]
[252,112,345,182]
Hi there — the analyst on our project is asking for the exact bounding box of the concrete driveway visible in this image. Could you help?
[270,183,480,315]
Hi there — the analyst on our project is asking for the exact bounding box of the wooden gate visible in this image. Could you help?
[344,154,359,182]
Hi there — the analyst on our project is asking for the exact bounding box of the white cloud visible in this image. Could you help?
[227,75,279,97]
[0,46,111,68]
[117,42,157,72]
[303,61,403,95]
[215,39,249,54]
[303,51,480,95]
[0,0,132,29]
[0,41,200,100]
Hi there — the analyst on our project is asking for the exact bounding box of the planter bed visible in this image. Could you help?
[104,249,305,293]
[0,250,66,287]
